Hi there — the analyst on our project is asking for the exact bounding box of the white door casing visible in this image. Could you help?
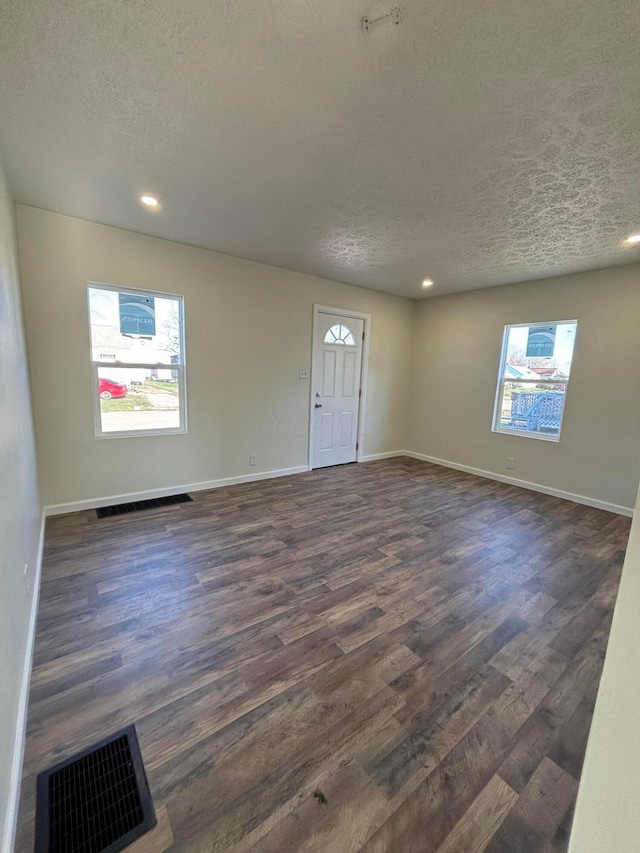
[310,310,365,469]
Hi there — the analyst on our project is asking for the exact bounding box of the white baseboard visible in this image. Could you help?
[44,453,633,518]
[3,511,46,853]
[360,451,407,462]
[402,451,634,517]
[44,465,310,516]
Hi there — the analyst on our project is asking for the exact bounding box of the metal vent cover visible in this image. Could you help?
[35,725,156,853]
[96,493,192,518]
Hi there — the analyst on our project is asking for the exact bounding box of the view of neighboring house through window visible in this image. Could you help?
[493,320,578,441]
[88,283,186,437]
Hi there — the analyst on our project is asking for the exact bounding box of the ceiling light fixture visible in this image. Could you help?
[625,233,640,244]
[422,279,434,288]
[140,194,160,208]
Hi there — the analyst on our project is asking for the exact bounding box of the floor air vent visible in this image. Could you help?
[96,493,192,518]
[35,725,156,853]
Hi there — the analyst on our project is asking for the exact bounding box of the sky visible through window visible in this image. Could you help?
[89,288,180,351]
[505,322,577,373]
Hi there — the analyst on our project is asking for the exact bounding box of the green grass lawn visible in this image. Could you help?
[146,380,178,392]
[101,395,154,412]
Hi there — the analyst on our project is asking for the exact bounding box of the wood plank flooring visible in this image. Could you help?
[16,458,631,852]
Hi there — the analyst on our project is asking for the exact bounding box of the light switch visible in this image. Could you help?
[299,369,309,379]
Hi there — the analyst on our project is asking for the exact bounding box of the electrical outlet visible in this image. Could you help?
[506,457,515,470]
[249,453,257,466]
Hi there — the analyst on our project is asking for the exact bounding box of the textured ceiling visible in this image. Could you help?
[1,0,639,298]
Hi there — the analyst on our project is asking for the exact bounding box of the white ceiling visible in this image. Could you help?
[1,0,639,299]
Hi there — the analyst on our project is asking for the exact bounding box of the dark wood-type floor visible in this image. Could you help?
[16,459,631,853]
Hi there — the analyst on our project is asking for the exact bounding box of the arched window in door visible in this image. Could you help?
[324,324,356,346]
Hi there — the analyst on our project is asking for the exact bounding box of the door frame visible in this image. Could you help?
[308,304,371,471]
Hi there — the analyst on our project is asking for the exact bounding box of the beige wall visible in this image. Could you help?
[568,484,640,852]
[16,205,640,512]
[408,267,640,511]
[16,205,414,508]
[0,172,41,848]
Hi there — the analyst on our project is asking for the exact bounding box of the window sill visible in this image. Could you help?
[95,427,187,440]
[492,427,560,443]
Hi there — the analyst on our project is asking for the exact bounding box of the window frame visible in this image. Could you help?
[87,281,187,439]
[491,319,578,443]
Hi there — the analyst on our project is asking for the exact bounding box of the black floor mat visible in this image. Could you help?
[35,725,156,853]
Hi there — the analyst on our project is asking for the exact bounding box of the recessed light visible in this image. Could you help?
[422,279,434,288]
[625,233,640,244]
[140,195,160,208]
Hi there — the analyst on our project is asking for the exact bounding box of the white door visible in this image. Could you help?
[311,312,364,468]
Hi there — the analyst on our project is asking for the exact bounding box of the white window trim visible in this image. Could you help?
[88,281,188,439]
[491,319,578,443]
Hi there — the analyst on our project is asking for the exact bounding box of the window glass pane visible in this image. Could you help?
[497,381,567,438]
[89,286,182,363]
[97,367,181,433]
[502,322,577,380]
[324,323,356,346]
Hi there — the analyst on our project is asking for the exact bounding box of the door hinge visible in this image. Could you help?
[362,331,365,341]
[359,388,362,398]
[356,442,359,450]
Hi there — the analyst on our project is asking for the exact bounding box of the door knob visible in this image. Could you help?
[315,403,322,408]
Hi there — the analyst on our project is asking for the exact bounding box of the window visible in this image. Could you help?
[324,324,356,346]
[88,283,186,437]
[493,320,578,441]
